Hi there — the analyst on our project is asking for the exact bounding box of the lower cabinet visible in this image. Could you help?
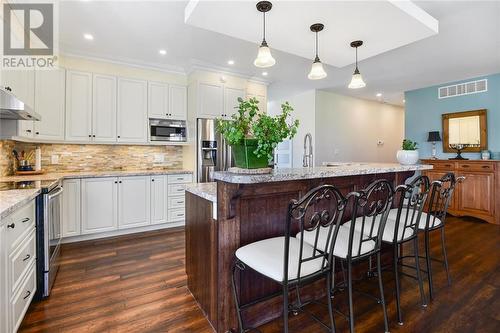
[0,199,37,333]
[64,173,192,240]
[81,177,118,234]
[118,176,151,229]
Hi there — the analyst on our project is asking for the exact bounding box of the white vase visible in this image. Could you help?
[396,150,419,165]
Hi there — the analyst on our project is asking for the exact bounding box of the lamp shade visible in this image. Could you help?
[348,72,366,89]
[254,44,276,68]
[308,60,327,80]
[427,131,442,142]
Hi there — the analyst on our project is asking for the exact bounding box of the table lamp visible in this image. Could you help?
[427,131,442,159]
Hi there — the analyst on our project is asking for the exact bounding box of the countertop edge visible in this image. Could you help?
[184,183,217,203]
[0,189,41,220]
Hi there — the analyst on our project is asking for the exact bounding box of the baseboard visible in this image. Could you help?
[61,221,185,244]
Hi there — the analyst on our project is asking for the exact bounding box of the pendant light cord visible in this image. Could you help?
[263,11,266,42]
[315,32,318,58]
[355,46,359,72]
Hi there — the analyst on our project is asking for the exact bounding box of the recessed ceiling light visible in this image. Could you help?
[262,71,268,76]
[159,49,167,55]
[376,93,382,97]
[227,60,235,65]
[403,99,406,103]
[83,33,94,40]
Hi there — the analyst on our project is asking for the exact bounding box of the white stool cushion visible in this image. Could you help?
[343,212,416,243]
[235,237,326,282]
[297,226,375,259]
[385,208,442,230]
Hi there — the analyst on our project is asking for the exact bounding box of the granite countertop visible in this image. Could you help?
[0,169,193,220]
[213,163,433,184]
[0,189,40,220]
[185,182,217,203]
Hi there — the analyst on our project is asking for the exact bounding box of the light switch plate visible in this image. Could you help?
[51,155,59,164]
[154,154,165,163]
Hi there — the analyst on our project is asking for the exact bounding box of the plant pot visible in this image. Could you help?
[232,139,269,169]
[396,149,419,165]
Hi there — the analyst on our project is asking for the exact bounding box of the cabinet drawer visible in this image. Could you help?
[168,208,185,222]
[167,173,192,184]
[429,161,456,170]
[168,196,185,209]
[9,230,36,295]
[168,184,186,196]
[5,200,36,250]
[458,162,495,172]
[11,264,36,333]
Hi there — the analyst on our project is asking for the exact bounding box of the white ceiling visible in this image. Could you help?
[58,1,500,106]
[185,0,438,67]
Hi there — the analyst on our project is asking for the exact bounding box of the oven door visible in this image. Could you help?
[44,185,63,296]
[150,124,187,141]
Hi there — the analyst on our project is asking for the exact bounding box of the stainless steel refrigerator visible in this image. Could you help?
[197,118,234,182]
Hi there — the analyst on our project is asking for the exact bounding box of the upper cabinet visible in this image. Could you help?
[198,82,224,118]
[117,78,148,143]
[65,70,93,142]
[169,85,187,120]
[93,74,117,142]
[34,69,65,140]
[148,81,169,119]
[224,86,246,119]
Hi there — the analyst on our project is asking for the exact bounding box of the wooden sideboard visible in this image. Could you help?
[421,159,499,224]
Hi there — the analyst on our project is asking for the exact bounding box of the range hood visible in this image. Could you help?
[0,88,41,121]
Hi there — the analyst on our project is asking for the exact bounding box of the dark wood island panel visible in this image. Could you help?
[186,171,415,333]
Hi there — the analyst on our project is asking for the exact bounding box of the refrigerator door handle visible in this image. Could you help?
[222,137,226,171]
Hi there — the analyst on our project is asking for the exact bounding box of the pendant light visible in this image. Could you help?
[348,40,366,89]
[254,1,276,68]
[308,23,327,80]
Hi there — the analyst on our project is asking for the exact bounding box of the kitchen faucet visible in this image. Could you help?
[303,133,313,168]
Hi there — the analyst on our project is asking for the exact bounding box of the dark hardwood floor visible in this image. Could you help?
[21,216,499,333]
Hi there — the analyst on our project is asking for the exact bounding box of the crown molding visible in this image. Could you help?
[187,60,270,85]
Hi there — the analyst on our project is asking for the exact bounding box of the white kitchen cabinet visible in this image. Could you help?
[150,175,168,225]
[34,69,65,140]
[0,223,7,333]
[148,81,169,119]
[198,82,224,118]
[81,177,118,234]
[62,179,81,238]
[169,85,187,120]
[93,74,117,142]
[224,86,245,119]
[1,68,36,138]
[65,70,93,142]
[118,176,151,229]
[117,78,148,143]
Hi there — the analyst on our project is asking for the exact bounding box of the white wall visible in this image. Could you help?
[315,91,404,164]
[268,90,316,168]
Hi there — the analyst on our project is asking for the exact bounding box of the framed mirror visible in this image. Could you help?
[442,109,487,152]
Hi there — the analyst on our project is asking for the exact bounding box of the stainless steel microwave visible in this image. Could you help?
[149,119,187,142]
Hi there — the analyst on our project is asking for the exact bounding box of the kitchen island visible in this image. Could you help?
[185,163,432,333]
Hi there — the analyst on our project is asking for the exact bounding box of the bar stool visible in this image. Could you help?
[299,179,394,333]
[231,185,348,333]
[342,176,430,325]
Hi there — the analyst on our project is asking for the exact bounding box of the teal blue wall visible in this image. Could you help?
[405,73,500,159]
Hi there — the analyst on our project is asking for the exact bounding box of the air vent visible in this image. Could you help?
[438,79,488,99]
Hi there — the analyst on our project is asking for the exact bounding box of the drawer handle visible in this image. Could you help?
[177,214,184,217]
[23,254,31,262]
[177,177,183,181]
[482,165,490,169]
[462,165,469,168]
[7,223,15,229]
[21,217,30,223]
[23,290,31,300]
[444,164,452,168]
[176,201,183,204]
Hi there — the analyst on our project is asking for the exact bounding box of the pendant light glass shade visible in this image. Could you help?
[254,42,276,68]
[308,59,327,80]
[348,69,366,89]
[348,40,366,89]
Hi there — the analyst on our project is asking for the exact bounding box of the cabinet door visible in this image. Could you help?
[66,70,92,142]
[148,81,169,119]
[458,172,495,216]
[198,82,223,118]
[62,179,81,238]
[224,86,245,119]
[1,69,35,138]
[117,78,148,143]
[34,69,65,140]
[150,175,167,225]
[81,177,118,234]
[169,85,187,120]
[118,176,151,229]
[0,224,6,333]
[93,74,117,142]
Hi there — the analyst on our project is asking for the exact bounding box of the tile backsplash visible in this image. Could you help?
[0,140,184,176]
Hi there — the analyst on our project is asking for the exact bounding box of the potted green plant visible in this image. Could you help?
[397,139,419,165]
[217,97,299,169]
